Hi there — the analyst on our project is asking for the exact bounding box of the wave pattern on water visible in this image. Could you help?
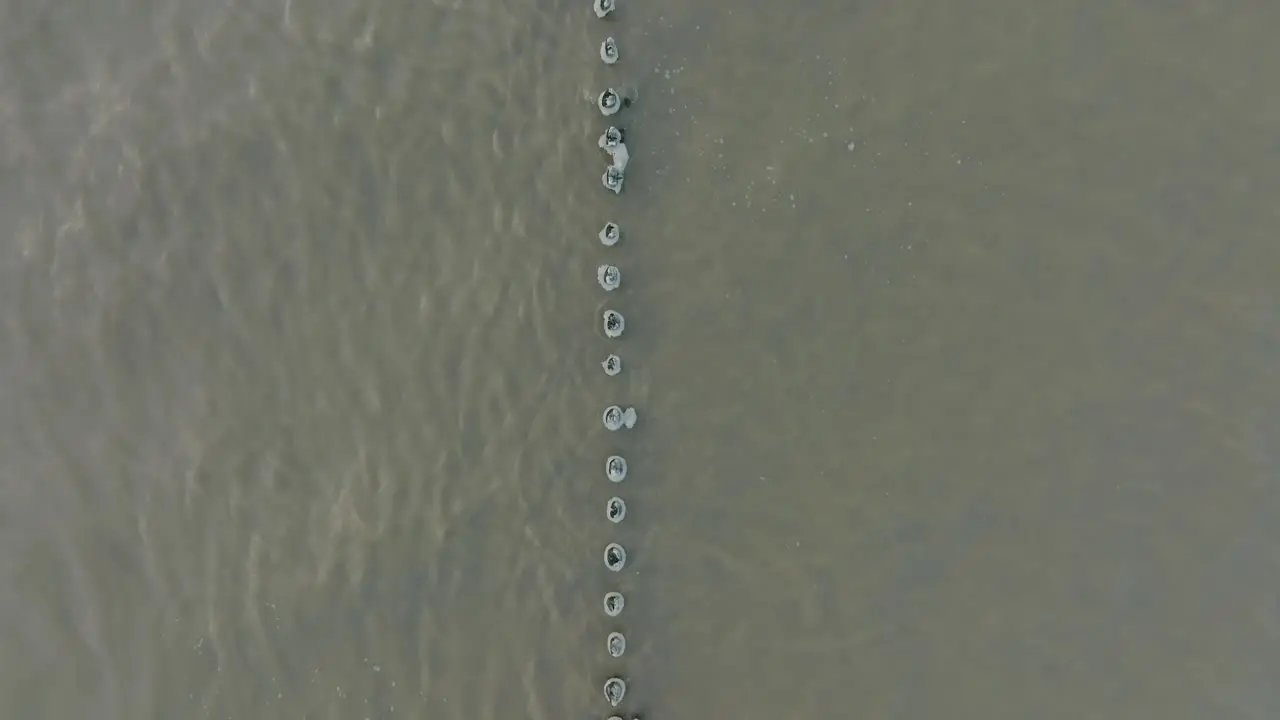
[0,0,618,716]
[5,0,1280,718]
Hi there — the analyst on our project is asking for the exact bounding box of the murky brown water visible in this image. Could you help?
[2,0,1279,717]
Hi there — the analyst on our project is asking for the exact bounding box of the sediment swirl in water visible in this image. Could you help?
[598,264,621,291]
[603,310,624,337]
[606,455,627,481]
[602,165,624,194]
[607,632,627,657]
[607,496,626,523]
[603,677,627,706]
[602,354,622,376]
[604,143,630,173]
[603,405,637,431]
[599,127,624,149]
[604,543,627,571]
[601,36,619,64]
[598,88,622,116]
[596,125,622,146]
[599,222,621,246]
[603,591,625,616]
[598,130,631,174]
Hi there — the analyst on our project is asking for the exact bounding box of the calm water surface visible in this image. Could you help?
[1,0,1278,718]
